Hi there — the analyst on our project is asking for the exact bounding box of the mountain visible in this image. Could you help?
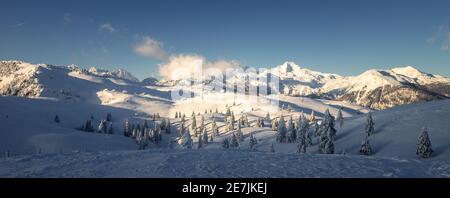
[271,62,450,109]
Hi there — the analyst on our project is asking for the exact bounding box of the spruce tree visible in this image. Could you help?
[310,111,315,122]
[179,128,193,149]
[359,135,372,155]
[271,119,278,131]
[54,115,60,123]
[123,119,130,137]
[416,128,433,158]
[236,124,244,142]
[108,122,114,134]
[365,112,375,136]
[249,133,258,150]
[212,119,219,136]
[106,112,112,122]
[276,116,287,143]
[202,127,208,145]
[222,138,230,149]
[98,120,107,133]
[286,116,296,143]
[197,134,203,149]
[165,119,171,134]
[191,116,197,134]
[230,133,240,148]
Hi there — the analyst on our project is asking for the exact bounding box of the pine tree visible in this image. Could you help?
[179,128,193,149]
[226,108,231,116]
[318,110,336,154]
[106,112,112,122]
[54,115,60,123]
[175,112,178,119]
[197,134,203,149]
[276,116,287,143]
[230,133,240,148]
[191,111,195,118]
[191,116,197,134]
[236,124,244,142]
[229,112,235,130]
[222,138,230,149]
[215,108,218,113]
[200,116,205,132]
[271,118,278,131]
[336,108,344,129]
[144,120,149,129]
[212,119,219,136]
[365,112,375,136]
[123,119,130,137]
[359,135,372,155]
[98,120,107,133]
[249,133,258,150]
[313,121,320,137]
[202,127,208,145]
[416,128,433,158]
[269,143,275,152]
[165,119,171,134]
[108,122,114,134]
[297,137,306,153]
[286,116,296,143]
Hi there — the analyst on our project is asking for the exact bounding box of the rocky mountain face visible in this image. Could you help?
[271,62,450,109]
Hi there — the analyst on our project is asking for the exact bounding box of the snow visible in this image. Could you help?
[2,60,450,178]
[0,149,448,178]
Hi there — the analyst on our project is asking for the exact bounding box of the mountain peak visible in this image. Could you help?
[390,66,426,77]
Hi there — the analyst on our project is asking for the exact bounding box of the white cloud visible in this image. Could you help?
[11,22,25,28]
[99,23,116,33]
[134,36,168,61]
[158,54,240,80]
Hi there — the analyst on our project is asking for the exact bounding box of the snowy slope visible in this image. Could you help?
[1,149,449,178]
[0,96,138,155]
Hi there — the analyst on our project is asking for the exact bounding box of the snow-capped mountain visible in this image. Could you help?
[270,61,450,109]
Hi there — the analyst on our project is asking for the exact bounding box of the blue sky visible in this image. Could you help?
[1,0,449,79]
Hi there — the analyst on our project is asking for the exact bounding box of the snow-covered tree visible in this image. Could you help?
[181,114,186,122]
[179,129,193,149]
[249,133,258,150]
[202,127,208,145]
[226,108,231,116]
[165,119,171,134]
[123,119,130,137]
[211,119,219,136]
[286,116,296,143]
[359,135,372,155]
[191,111,195,118]
[313,121,320,137]
[84,120,94,132]
[416,128,433,158]
[98,120,107,133]
[54,115,60,123]
[256,118,262,128]
[269,143,275,152]
[365,112,375,136]
[175,112,178,119]
[230,133,240,148]
[276,116,287,143]
[236,124,244,142]
[297,137,306,153]
[108,122,114,134]
[318,110,336,154]
[322,109,337,140]
[271,118,278,131]
[336,108,344,129]
[191,116,197,134]
[222,138,230,149]
[197,134,203,149]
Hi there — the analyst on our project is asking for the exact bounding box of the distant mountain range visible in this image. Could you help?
[269,62,450,109]
[1,60,449,110]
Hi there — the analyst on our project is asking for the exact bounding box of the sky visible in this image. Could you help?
[0,0,449,80]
